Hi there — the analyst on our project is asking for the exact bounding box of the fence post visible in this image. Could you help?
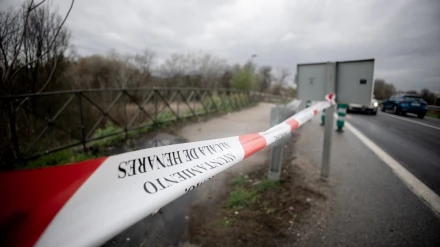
[231,92,237,109]
[306,100,311,108]
[176,89,180,118]
[321,109,326,125]
[210,91,219,112]
[154,89,158,123]
[227,91,234,109]
[76,93,87,152]
[123,90,128,138]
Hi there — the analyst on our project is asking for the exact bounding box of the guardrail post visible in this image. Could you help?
[321,109,326,125]
[268,105,294,181]
[268,106,283,181]
[306,100,311,108]
[76,92,87,152]
[321,105,334,180]
[321,62,336,180]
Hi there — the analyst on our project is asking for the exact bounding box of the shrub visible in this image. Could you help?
[227,188,257,209]
[231,68,257,90]
[230,176,247,187]
[254,179,282,192]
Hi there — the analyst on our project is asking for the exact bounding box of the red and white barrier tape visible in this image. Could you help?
[0,94,335,247]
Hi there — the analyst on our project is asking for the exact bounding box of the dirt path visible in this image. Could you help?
[179,103,332,246]
[102,103,331,247]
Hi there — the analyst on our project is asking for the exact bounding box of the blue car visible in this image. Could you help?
[381,93,428,119]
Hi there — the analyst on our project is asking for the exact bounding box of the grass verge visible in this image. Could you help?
[427,110,440,119]
[226,188,257,209]
[24,101,257,169]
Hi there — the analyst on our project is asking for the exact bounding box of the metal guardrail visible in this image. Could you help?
[428,105,440,110]
[0,88,291,164]
[428,105,440,118]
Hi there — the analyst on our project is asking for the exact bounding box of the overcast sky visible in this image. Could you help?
[2,0,440,91]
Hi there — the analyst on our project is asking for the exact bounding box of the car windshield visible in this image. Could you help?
[403,95,422,100]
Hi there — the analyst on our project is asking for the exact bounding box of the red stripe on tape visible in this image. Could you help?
[285,119,299,131]
[313,109,318,115]
[239,133,267,159]
[0,157,106,247]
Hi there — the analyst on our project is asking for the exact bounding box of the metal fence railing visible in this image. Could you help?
[0,88,291,165]
[428,105,440,118]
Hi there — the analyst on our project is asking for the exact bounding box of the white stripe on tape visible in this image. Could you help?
[260,122,291,145]
[37,137,245,247]
[32,95,334,247]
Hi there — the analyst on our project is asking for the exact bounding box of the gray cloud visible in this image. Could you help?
[2,0,439,91]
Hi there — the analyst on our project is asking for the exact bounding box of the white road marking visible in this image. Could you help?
[381,112,440,131]
[344,120,440,218]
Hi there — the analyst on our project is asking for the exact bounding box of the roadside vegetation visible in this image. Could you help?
[374,79,438,106]
[427,111,440,119]
[0,0,295,170]
[2,0,437,169]
[188,159,331,246]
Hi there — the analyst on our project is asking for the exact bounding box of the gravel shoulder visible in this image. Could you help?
[180,103,333,246]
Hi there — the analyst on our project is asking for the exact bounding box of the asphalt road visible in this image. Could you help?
[346,111,440,196]
[296,112,440,246]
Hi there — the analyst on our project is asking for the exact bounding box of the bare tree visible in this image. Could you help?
[258,66,272,92]
[134,49,155,85]
[159,51,227,88]
[73,49,155,90]
[420,88,436,105]
[0,0,74,95]
[219,68,233,88]
[373,79,395,100]
[275,68,290,85]
[0,0,74,165]
[106,49,155,88]
[406,90,418,94]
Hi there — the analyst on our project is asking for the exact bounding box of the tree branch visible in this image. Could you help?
[6,0,74,88]
[30,0,46,11]
[3,0,34,84]
[0,42,8,69]
[15,53,58,111]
